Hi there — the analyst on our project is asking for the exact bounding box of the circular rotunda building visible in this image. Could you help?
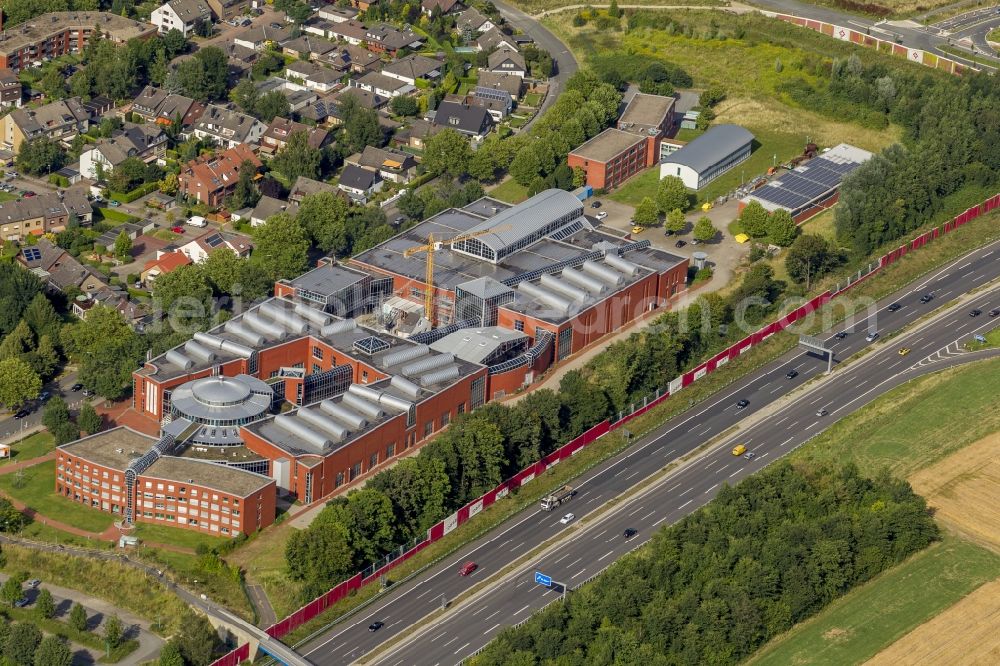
[168,374,275,446]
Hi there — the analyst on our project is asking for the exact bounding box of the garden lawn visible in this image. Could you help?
[510,0,722,13]
[0,431,54,466]
[490,178,529,204]
[0,460,115,533]
[749,535,1000,666]
[0,191,16,203]
[134,522,227,550]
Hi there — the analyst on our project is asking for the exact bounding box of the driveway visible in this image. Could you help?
[0,573,164,666]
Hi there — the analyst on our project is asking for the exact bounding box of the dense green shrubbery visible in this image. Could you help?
[474,462,938,665]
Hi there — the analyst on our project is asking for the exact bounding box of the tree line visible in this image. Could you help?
[473,462,939,665]
[286,264,790,599]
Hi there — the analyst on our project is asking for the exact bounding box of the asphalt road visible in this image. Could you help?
[0,371,85,442]
[294,236,1000,665]
[368,248,1000,666]
[490,0,579,132]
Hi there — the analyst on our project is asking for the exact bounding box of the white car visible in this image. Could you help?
[595,211,608,220]
[559,513,575,525]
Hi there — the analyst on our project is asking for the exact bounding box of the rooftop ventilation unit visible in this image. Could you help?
[348,384,413,413]
[604,253,640,276]
[381,343,430,368]
[319,399,367,429]
[223,320,265,346]
[390,375,421,398]
[193,332,254,358]
[165,349,193,370]
[260,301,308,335]
[560,268,606,294]
[321,319,357,336]
[581,260,625,286]
[243,311,287,340]
[293,303,333,327]
[184,340,217,363]
[296,407,349,441]
[341,391,384,419]
[539,274,586,302]
[418,365,460,386]
[401,353,454,377]
[274,414,331,449]
[517,281,571,314]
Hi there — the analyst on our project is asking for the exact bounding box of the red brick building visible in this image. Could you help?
[56,427,275,537]
[178,144,262,207]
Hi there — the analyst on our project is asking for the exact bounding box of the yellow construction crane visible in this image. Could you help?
[403,224,511,323]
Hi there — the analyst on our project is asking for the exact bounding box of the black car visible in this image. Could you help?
[970,309,982,317]
[270,22,282,29]
[70,383,83,392]
[736,399,750,409]
[785,369,798,379]
[369,621,384,632]
[675,239,687,248]
[990,309,1000,317]
[13,408,30,419]
[834,331,849,340]
[887,302,902,312]
[623,528,638,539]
[590,201,601,208]
[920,293,934,303]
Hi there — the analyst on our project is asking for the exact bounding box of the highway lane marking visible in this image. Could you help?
[514,605,529,615]
[664,449,676,456]
[704,484,717,494]
[781,437,793,446]
[717,464,729,475]
[431,632,447,642]
[679,487,692,496]
[668,483,681,491]
[773,416,789,427]
[498,539,511,548]
[485,610,501,621]
[592,529,608,540]
[415,587,436,600]
[696,425,712,435]
[678,500,692,510]
[786,421,798,430]
[809,395,825,406]
[510,541,526,551]
[641,510,656,521]
[598,550,615,561]
[653,516,670,526]
[571,569,587,579]
[806,420,820,429]
[388,620,401,629]
[587,495,601,504]
[455,642,470,655]
[614,468,626,477]
[330,641,347,652]
[443,636,459,647]
[759,452,769,460]
[628,505,646,516]
[729,469,741,478]
[960,262,972,270]
[625,470,641,480]
[552,552,571,564]
[887,360,902,370]
[567,557,582,568]
[472,606,487,616]
[704,459,719,469]
[770,385,783,394]
[485,624,501,635]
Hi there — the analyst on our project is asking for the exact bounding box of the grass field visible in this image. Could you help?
[0,431,54,466]
[748,535,1000,666]
[0,460,115,533]
[489,177,530,204]
[134,522,227,550]
[510,0,723,14]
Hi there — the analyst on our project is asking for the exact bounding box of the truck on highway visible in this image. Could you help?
[541,485,575,511]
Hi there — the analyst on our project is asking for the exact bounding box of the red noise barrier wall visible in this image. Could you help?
[209,643,249,666]
[238,192,1000,656]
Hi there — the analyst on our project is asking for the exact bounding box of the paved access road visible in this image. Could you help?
[371,252,1000,666]
[296,237,1000,666]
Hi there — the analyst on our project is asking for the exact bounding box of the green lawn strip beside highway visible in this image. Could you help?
[271,334,798,645]
[747,535,1000,666]
[791,356,1000,477]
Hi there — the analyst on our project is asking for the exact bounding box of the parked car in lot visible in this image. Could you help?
[109,200,120,207]
[14,408,30,419]
[14,598,30,608]
[70,383,83,392]
[459,561,478,576]
[38,390,51,402]
[590,201,601,208]
[674,239,686,248]
[26,579,41,588]
[22,190,36,198]
[595,211,608,220]
[631,225,644,234]
[171,226,184,234]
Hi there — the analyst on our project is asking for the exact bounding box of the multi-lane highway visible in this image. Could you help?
[294,237,1000,665]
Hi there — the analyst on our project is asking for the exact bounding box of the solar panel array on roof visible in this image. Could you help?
[474,86,510,103]
[748,150,868,213]
[353,336,390,356]
[22,247,41,262]
[205,233,225,248]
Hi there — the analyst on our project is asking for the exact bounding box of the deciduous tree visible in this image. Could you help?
[77,403,103,435]
[270,131,323,183]
[693,216,717,243]
[655,175,689,213]
[34,635,71,666]
[422,129,473,179]
[251,213,310,281]
[739,199,769,237]
[664,208,686,234]
[61,306,145,401]
[0,358,42,410]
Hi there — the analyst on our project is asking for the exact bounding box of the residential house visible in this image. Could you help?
[476,27,517,53]
[319,44,380,73]
[233,24,292,51]
[259,116,330,156]
[402,118,441,149]
[470,88,512,121]
[431,100,493,139]
[177,230,254,263]
[381,54,441,86]
[255,78,319,112]
[488,49,526,78]
[224,42,260,74]
[150,0,212,37]
[346,145,417,184]
[318,6,359,22]
[192,105,267,148]
[456,7,495,35]
[364,24,424,56]
[178,144,263,206]
[422,0,462,15]
[206,0,249,22]
[1,98,90,152]
[334,87,388,111]
[0,190,92,241]
[285,61,342,94]
[352,72,414,99]
[130,86,204,128]
[289,175,338,203]
[140,251,191,283]
[476,70,523,100]
[317,20,369,45]
[0,68,22,108]
[72,288,149,328]
[348,0,376,11]
[17,238,109,294]
[94,220,156,253]
[79,124,167,180]
[338,164,383,204]
[249,195,298,227]
[281,35,338,61]
[298,97,341,125]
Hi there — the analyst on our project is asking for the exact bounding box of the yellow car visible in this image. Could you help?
[898,347,911,356]
[731,444,747,456]
[631,225,644,235]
